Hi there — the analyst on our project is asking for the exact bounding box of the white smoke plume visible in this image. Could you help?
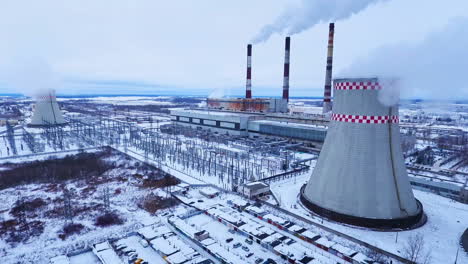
[0,56,60,97]
[252,0,388,43]
[208,88,225,99]
[339,17,468,105]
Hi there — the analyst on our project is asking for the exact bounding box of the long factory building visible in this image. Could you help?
[170,109,327,142]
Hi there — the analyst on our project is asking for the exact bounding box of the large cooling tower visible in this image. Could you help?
[30,90,67,126]
[301,78,424,229]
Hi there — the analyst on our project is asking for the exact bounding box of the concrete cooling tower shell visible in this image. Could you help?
[30,90,67,126]
[301,78,424,230]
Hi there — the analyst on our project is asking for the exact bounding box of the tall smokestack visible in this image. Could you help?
[282,36,290,102]
[246,44,252,98]
[322,23,335,114]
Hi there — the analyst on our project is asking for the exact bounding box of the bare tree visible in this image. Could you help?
[403,233,432,264]
[365,249,387,263]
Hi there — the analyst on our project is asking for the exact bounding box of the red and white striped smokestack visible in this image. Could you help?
[322,23,335,114]
[246,44,252,99]
[282,36,290,102]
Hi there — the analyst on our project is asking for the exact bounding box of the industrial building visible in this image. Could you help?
[170,109,258,136]
[205,36,291,114]
[240,181,270,199]
[170,109,327,142]
[29,90,67,126]
[301,78,424,230]
[206,98,288,113]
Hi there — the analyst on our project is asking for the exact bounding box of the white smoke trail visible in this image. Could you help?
[208,87,225,98]
[252,0,389,43]
[0,56,60,97]
[339,17,468,105]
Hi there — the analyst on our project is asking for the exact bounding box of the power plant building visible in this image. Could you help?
[300,78,424,229]
[170,109,326,142]
[206,98,288,113]
[170,109,257,136]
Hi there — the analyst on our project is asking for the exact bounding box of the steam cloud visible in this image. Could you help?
[0,56,60,97]
[252,0,388,43]
[208,88,225,99]
[339,17,468,105]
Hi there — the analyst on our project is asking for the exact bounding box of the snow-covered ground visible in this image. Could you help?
[270,174,468,264]
[58,96,176,106]
[0,150,178,263]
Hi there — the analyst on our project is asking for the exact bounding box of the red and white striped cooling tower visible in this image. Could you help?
[301,78,424,230]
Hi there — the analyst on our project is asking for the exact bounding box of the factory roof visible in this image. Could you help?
[250,119,327,130]
[172,109,259,117]
[243,181,269,190]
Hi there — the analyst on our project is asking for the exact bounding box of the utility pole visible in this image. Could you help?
[103,187,110,212]
[63,188,73,223]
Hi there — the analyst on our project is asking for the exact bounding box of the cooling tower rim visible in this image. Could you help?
[299,185,426,231]
[333,77,379,83]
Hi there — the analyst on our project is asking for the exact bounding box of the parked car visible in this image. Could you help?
[226,238,234,243]
[242,245,250,252]
[255,258,264,264]
[233,242,242,248]
[245,239,253,245]
[246,253,254,258]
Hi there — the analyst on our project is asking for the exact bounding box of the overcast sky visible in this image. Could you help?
[0,0,467,97]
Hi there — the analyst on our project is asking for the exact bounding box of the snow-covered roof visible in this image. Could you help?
[288,224,305,233]
[301,230,319,239]
[315,237,335,248]
[331,244,356,256]
[138,226,160,240]
[352,252,371,262]
[245,205,266,215]
[50,255,70,264]
[200,238,216,246]
[94,241,111,252]
[151,237,178,255]
[228,197,249,206]
[263,213,287,225]
[199,187,219,196]
[167,252,188,264]
[244,181,269,189]
[94,247,123,264]
[171,217,199,238]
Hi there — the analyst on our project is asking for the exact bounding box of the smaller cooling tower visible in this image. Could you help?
[30,90,67,126]
[301,78,424,230]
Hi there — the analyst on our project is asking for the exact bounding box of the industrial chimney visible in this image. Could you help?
[29,90,67,126]
[246,44,252,99]
[282,36,290,102]
[322,23,334,114]
[301,78,424,230]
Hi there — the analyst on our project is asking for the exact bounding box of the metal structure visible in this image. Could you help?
[301,77,424,229]
[246,44,252,99]
[29,90,67,126]
[322,23,335,114]
[206,98,288,113]
[5,121,17,155]
[282,36,291,102]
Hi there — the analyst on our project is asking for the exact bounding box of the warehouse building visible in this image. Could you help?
[170,109,327,142]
